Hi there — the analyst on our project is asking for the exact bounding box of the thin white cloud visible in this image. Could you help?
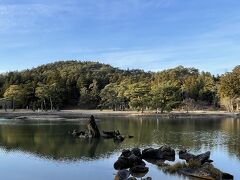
[0,0,173,31]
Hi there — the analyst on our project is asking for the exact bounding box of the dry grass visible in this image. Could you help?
[203,164,222,178]
[164,160,222,179]
[187,160,201,168]
[164,162,187,173]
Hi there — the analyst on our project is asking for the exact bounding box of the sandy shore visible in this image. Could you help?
[0,109,239,121]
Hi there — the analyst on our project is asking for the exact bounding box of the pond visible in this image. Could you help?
[0,116,239,180]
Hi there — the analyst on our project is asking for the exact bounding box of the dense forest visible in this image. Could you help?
[0,61,239,112]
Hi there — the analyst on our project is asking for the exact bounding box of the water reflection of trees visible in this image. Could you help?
[0,117,239,161]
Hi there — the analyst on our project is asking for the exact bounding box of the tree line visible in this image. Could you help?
[0,61,239,112]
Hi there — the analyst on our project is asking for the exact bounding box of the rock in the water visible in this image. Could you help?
[127,177,137,180]
[179,149,212,164]
[159,145,175,160]
[222,173,234,180]
[103,130,120,138]
[117,169,130,180]
[142,146,175,161]
[114,135,125,142]
[130,165,149,174]
[114,151,145,170]
[128,154,146,167]
[131,148,141,158]
[114,157,131,170]
[121,149,132,157]
[142,177,152,180]
[142,148,159,159]
[87,115,100,138]
[130,165,149,178]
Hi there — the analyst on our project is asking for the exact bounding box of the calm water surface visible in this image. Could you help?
[0,117,239,180]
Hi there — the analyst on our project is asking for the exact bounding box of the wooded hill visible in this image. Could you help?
[0,61,239,112]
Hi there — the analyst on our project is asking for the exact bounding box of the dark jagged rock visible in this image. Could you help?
[114,156,131,170]
[121,148,142,158]
[87,115,100,138]
[114,153,146,170]
[130,165,149,177]
[179,149,212,164]
[142,145,175,161]
[159,145,175,161]
[222,173,234,179]
[128,135,134,138]
[130,165,149,174]
[142,177,152,180]
[114,135,125,142]
[131,148,141,158]
[103,130,120,138]
[121,149,132,157]
[116,169,130,180]
[114,147,233,180]
[102,130,125,142]
[128,154,146,167]
[142,148,159,159]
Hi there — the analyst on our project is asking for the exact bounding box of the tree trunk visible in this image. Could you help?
[50,97,53,111]
[237,101,239,112]
[43,99,47,111]
[161,108,164,114]
[87,115,100,138]
[4,102,7,112]
[12,97,15,111]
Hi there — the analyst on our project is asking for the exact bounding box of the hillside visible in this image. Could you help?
[0,61,239,112]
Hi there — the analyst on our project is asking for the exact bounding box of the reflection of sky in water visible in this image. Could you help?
[0,117,239,179]
[0,149,188,180]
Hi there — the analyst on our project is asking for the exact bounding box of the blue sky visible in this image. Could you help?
[0,0,239,74]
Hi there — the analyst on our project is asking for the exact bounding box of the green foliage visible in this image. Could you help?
[4,85,25,110]
[124,82,151,112]
[218,66,240,112]
[0,61,238,112]
[100,83,119,110]
[151,82,181,113]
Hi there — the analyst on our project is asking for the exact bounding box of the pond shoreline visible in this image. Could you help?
[0,109,239,121]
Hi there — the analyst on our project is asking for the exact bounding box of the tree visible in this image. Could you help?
[124,82,151,113]
[198,72,217,105]
[35,83,64,111]
[35,83,49,111]
[181,75,200,100]
[151,83,181,113]
[100,83,119,110]
[4,85,24,111]
[218,66,240,112]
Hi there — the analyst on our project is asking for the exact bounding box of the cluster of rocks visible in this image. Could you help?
[69,115,133,142]
[70,129,87,138]
[69,115,100,138]
[179,149,212,164]
[114,146,234,180]
[114,145,175,180]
